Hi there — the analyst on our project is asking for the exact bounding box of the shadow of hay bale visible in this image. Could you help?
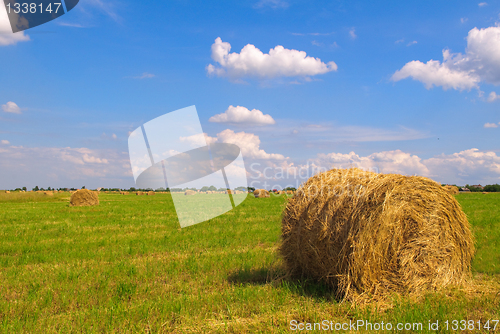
[227,265,339,302]
[280,168,475,303]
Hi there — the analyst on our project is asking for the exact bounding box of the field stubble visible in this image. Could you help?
[0,191,498,333]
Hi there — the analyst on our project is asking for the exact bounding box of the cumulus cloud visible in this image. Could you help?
[0,6,30,46]
[317,150,430,176]
[2,101,21,114]
[206,37,337,80]
[1,140,9,145]
[484,122,498,128]
[206,129,286,160]
[392,26,500,91]
[487,91,500,102]
[209,105,276,125]
[315,148,500,184]
[0,145,132,189]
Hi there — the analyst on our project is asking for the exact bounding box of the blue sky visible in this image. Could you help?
[1,0,500,190]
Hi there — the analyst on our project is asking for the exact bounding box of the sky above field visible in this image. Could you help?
[1,0,500,190]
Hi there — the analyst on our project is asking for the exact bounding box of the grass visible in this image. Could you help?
[0,191,499,333]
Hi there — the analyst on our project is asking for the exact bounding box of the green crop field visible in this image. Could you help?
[0,191,499,333]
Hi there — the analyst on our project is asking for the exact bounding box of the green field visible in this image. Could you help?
[0,191,499,333]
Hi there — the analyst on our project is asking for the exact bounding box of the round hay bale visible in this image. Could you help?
[69,189,99,207]
[136,191,143,196]
[286,190,294,195]
[280,168,474,301]
[185,190,196,196]
[443,185,459,195]
[253,189,270,198]
[5,190,10,194]
[147,191,155,196]
[482,191,488,194]
[44,191,54,196]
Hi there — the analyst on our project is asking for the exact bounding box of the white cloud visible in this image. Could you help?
[478,2,487,6]
[487,91,500,102]
[206,37,337,80]
[392,26,500,91]
[484,122,498,128]
[461,18,468,23]
[349,28,357,39]
[407,40,417,46]
[207,129,286,160]
[317,150,430,176]
[395,39,405,44]
[2,101,21,114]
[134,72,155,79]
[0,145,131,189]
[1,140,9,145]
[209,105,276,125]
[315,148,500,184]
[112,133,117,139]
[0,5,30,46]
[311,40,323,47]
[254,0,288,9]
[58,22,85,28]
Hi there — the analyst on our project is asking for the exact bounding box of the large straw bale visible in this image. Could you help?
[443,185,459,195]
[280,168,474,301]
[147,191,155,196]
[69,189,99,207]
[253,189,270,198]
[136,191,143,196]
[185,190,196,196]
[5,191,10,194]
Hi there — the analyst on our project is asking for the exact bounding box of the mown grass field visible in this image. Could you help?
[0,191,499,333]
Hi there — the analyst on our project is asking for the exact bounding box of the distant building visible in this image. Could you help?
[460,187,471,192]
[470,184,484,190]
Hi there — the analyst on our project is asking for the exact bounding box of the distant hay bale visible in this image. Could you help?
[225,189,232,195]
[482,191,488,194]
[147,191,155,196]
[136,191,143,196]
[5,190,10,194]
[443,185,459,195]
[44,191,53,196]
[286,190,294,195]
[253,189,270,198]
[69,189,99,207]
[185,190,196,196]
[280,168,474,302]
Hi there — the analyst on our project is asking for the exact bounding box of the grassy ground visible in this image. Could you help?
[0,191,498,333]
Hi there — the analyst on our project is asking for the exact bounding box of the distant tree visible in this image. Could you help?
[234,186,247,192]
[82,186,86,189]
[22,187,27,191]
[200,186,209,192]
[33,186,39,191]
[284,186,296,191]
[208,186,217,191]
[247,187,255,193]
[484,184,500,192]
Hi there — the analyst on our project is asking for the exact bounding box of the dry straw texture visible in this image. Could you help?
[147,191,155,196]
[136,191,143,196]
[253,189,270,198]
[185,190,196,196]
[280,168,474,302]
[443,185,459,195]
[69,189,99,207]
